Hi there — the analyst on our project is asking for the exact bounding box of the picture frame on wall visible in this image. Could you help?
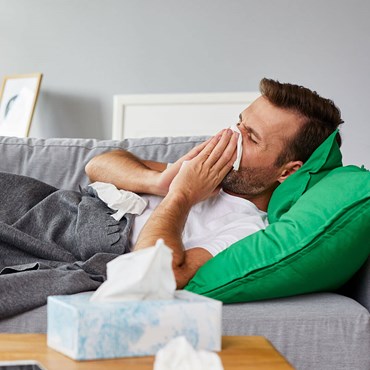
[0,73,43,137]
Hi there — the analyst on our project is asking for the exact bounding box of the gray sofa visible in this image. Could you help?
[0,135,369,370]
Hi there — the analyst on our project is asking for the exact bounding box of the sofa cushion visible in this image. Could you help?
[186,136,370,302]
[222,293,370,370]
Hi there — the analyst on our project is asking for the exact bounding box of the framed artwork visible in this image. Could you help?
[0,73,43,137]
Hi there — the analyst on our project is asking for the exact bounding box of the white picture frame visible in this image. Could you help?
[112,92,260,139]
[0,73,43,137]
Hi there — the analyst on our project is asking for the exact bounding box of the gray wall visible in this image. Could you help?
[1,0,369,167]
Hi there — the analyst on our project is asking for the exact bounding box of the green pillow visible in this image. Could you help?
[268,129,342,223]
[185,133,370,302]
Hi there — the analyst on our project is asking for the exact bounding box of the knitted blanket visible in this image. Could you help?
[0,172,133,318]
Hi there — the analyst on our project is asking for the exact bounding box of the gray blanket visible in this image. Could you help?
[0,172,133,319]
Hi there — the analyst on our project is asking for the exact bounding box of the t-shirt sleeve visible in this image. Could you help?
[186,216,268,257]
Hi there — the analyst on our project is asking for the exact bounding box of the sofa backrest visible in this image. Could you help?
[0,136,206,190]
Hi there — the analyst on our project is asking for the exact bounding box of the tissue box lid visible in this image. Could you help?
[48,289,219,308]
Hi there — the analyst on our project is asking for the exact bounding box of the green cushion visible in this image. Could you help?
[268,130,343,223]
[185,133,370,302]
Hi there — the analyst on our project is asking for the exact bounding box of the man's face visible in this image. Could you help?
[221,96,303,198]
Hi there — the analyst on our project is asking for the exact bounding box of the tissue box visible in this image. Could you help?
[47,290,222,360]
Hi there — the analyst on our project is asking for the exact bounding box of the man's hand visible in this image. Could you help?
[168,129,238,204]
[154,137,213,196]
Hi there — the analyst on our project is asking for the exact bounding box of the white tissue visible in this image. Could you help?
[90,239,176,302]
[229,125,243,171]
[88,181,147,221]
[154,336,224,370]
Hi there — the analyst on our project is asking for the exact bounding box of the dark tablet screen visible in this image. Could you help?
[0,363,46,370]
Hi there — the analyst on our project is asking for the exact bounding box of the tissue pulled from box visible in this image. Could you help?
[90,239,176,302]
[154,336,224,370]
[88,181,147,221]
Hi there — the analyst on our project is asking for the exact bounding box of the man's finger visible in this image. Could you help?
[184,130,225,161]
[193,133,224,162]
[203,129,235,167]
[212,131,239,172]
[186,138,212,158]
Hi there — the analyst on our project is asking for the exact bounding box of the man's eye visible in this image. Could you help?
[248,133,257,144]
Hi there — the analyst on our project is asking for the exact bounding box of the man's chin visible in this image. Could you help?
[220,171,245,195]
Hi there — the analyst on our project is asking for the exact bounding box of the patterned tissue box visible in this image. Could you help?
[47,290,222,360]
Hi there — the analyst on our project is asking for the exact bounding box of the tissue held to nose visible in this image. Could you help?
[229,125,243,171]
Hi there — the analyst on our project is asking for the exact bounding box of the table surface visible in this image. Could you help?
[0,334,294,370]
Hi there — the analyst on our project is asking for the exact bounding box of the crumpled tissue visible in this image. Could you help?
[90,239,176,302]
[154,336,224,370]
[88,181,147,221]
[230,125,243,171]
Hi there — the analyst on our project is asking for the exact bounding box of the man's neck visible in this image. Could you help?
[223,188,276,212]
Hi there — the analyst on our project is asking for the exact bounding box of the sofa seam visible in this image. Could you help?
[0,140,205,151]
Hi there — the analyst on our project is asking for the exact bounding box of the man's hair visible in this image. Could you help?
[260,78,344,166]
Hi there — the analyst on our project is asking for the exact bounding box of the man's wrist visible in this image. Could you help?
[164,189,194,212]
[151,171,169,196]
[134,170,167,196]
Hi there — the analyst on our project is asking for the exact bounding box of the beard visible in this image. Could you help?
[221,166,279,197]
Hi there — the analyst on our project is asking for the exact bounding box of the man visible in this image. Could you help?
[0,78,343,319]
[85,78,343,289]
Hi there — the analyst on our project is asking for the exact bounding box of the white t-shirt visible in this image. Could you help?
[130,189,268,256]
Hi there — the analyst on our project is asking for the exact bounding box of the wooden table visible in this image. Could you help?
[0,334,294,370]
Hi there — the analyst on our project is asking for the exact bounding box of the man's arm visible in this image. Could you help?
[85,138,213,196]
[134,129,238,288]
[85,150,167,195]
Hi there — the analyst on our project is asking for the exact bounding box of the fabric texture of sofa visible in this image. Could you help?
[0,135,369,370]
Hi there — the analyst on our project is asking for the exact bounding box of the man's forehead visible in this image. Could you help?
[241,97,302,132]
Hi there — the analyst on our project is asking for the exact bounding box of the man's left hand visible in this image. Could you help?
[168,128,238,205]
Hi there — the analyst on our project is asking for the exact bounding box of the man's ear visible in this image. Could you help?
[277,160,303,183]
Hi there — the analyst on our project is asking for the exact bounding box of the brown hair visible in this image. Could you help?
[260,78,344,166]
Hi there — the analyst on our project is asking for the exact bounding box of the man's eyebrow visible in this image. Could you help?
[246,126,262,141]
[238,113,262,140]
